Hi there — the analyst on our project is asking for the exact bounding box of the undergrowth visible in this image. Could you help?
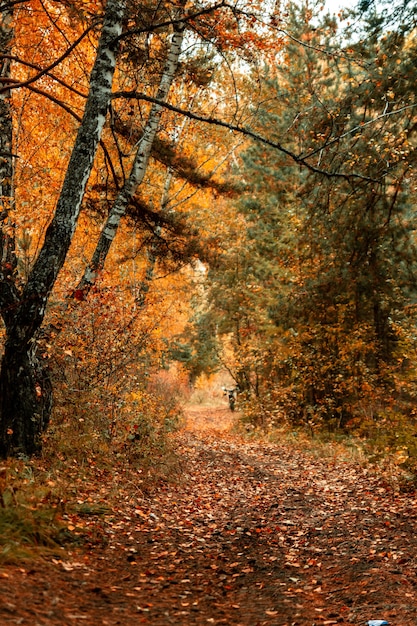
[0,367,187,564]
[0,464,72,564]
[0,290,194,563]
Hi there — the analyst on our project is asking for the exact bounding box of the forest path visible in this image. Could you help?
[1,405,417,625]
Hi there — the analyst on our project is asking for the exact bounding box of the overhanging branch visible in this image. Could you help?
[112,90,380,183]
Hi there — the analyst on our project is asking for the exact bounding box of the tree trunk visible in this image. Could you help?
[0,335,52,457]
[77,13,185,294]
[0,1,18,309]
[0,0,125,457]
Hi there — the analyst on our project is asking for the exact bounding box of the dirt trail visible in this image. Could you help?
[1,406,417,625]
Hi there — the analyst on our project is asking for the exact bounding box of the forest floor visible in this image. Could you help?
[1,405,417,625]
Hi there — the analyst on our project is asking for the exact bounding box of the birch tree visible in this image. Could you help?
[0,0,126,457]
[76,5,186,294]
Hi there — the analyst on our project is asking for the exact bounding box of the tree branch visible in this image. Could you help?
[302,102,417,160]
[0,22,98,94]
[0,54,87,97]
[112,91,380,182]
[115,1,230,41]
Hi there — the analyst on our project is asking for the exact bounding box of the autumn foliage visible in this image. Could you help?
[3,5,417,624]
[0,0,416,483]
[198,1,417,475]
[0,0,282,457]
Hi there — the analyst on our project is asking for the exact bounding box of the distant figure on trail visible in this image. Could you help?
[222,387,238,411]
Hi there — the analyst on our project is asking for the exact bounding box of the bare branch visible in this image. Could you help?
[0,54,87,97]
[112,91,380,182]
[0,22,98,94]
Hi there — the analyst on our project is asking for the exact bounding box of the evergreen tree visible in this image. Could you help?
[207,0,417,430]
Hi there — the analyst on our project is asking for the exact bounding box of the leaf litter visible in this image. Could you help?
[0,405,416,625]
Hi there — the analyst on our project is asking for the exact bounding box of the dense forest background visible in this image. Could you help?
[1,0,417,473]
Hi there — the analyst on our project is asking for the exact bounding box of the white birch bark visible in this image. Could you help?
[15,0,126,341]
[134,93,196,307]
[78,14,186,292]
[0,2,18,323]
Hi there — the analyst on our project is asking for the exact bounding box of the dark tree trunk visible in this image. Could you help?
[0,336,52,457]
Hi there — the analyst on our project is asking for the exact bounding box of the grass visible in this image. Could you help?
[0,465,71,564]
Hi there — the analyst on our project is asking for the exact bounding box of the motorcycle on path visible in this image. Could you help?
[223,387,238,411]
